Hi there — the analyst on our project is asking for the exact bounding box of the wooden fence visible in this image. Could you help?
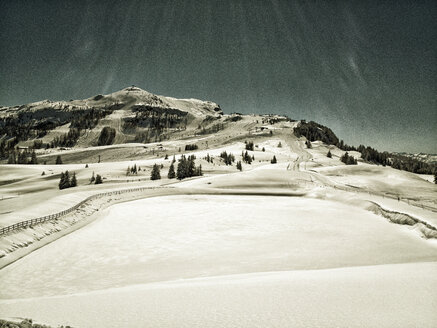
[0,186,169,236]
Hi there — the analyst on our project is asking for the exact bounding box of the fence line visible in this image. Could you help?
[0,186,170,236]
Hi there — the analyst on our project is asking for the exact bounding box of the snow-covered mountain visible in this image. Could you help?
[0,86,223,147]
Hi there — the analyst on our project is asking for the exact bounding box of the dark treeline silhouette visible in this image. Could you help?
[7,149,38,164]
[295,120,436,175]
[0,107,115,159]
[185,144,198,151]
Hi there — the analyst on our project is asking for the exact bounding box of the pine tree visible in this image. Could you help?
[262,147,265,152]
[168,162,176,179]
[64,171,70,188]
[236,161,242,171]
[41,171,45,176]
[165,154,169,160]
[95,174,103,184]
[59,172,65,189]
[59,171,71,189]
[434,172,437,184]
[177,156,186,180]
[70,172,77,187]
[151,164,161,180]
[327,150,332,158]
[56,155,63,164]
[90,171,95,183]
[271,156,277,164]
[305,140,312,149]
[277,142,282,148]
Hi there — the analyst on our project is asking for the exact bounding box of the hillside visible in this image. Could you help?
[0,86,223,151]
[0,87,436,328]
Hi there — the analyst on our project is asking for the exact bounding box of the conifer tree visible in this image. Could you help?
[236,161,242,171]
[90,171,95,183]
[59,172,65,189]
[56,155,63,164]
[95,174,103,184]
[151,163,161,180]
[168,162,176,179]
[271,156,277,164]
[70,172,77,187]
[327,150,332,158]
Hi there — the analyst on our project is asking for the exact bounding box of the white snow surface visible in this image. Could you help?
[0,195,436,327]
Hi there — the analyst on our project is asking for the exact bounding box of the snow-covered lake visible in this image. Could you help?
[1,195,436,300]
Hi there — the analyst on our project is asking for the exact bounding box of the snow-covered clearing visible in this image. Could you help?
[0,195,436,326]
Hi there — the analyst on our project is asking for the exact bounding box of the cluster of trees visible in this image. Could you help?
[176,155,203,179]
[89,172,102,184]
[204,153,214,163]
[59,171,77,190]
[49,128,81,148]
[197,123,225,135]
[357,145,388,166]
[0,108,115,161]
[294,120,436,175]
[242,150,254,164]
[220,151,235,165]
[7,149,38,164]
[294,121,339,145]
[245,141,254,151]
[124,105,188,134]
[126,164,141,175]
[185,144,198,151]
[340,152,358,165]
[97,126,116,146]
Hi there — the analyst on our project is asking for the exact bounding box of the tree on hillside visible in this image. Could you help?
[327,150,332,158]
[95,174,103,184]
[236,161,242,171]
[70,172,77,187]
[90,171,96,183]
[277,142,282,148]
[271,156,277,164]
[59,171,71,190]
[56,155,63,164]
[168,162,176,179]
[340,152,358,165]
[245,141,254,151]
[151,164,161,180]
[305,140,312,149]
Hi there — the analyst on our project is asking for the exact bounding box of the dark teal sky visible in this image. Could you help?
[1,0,436,153]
